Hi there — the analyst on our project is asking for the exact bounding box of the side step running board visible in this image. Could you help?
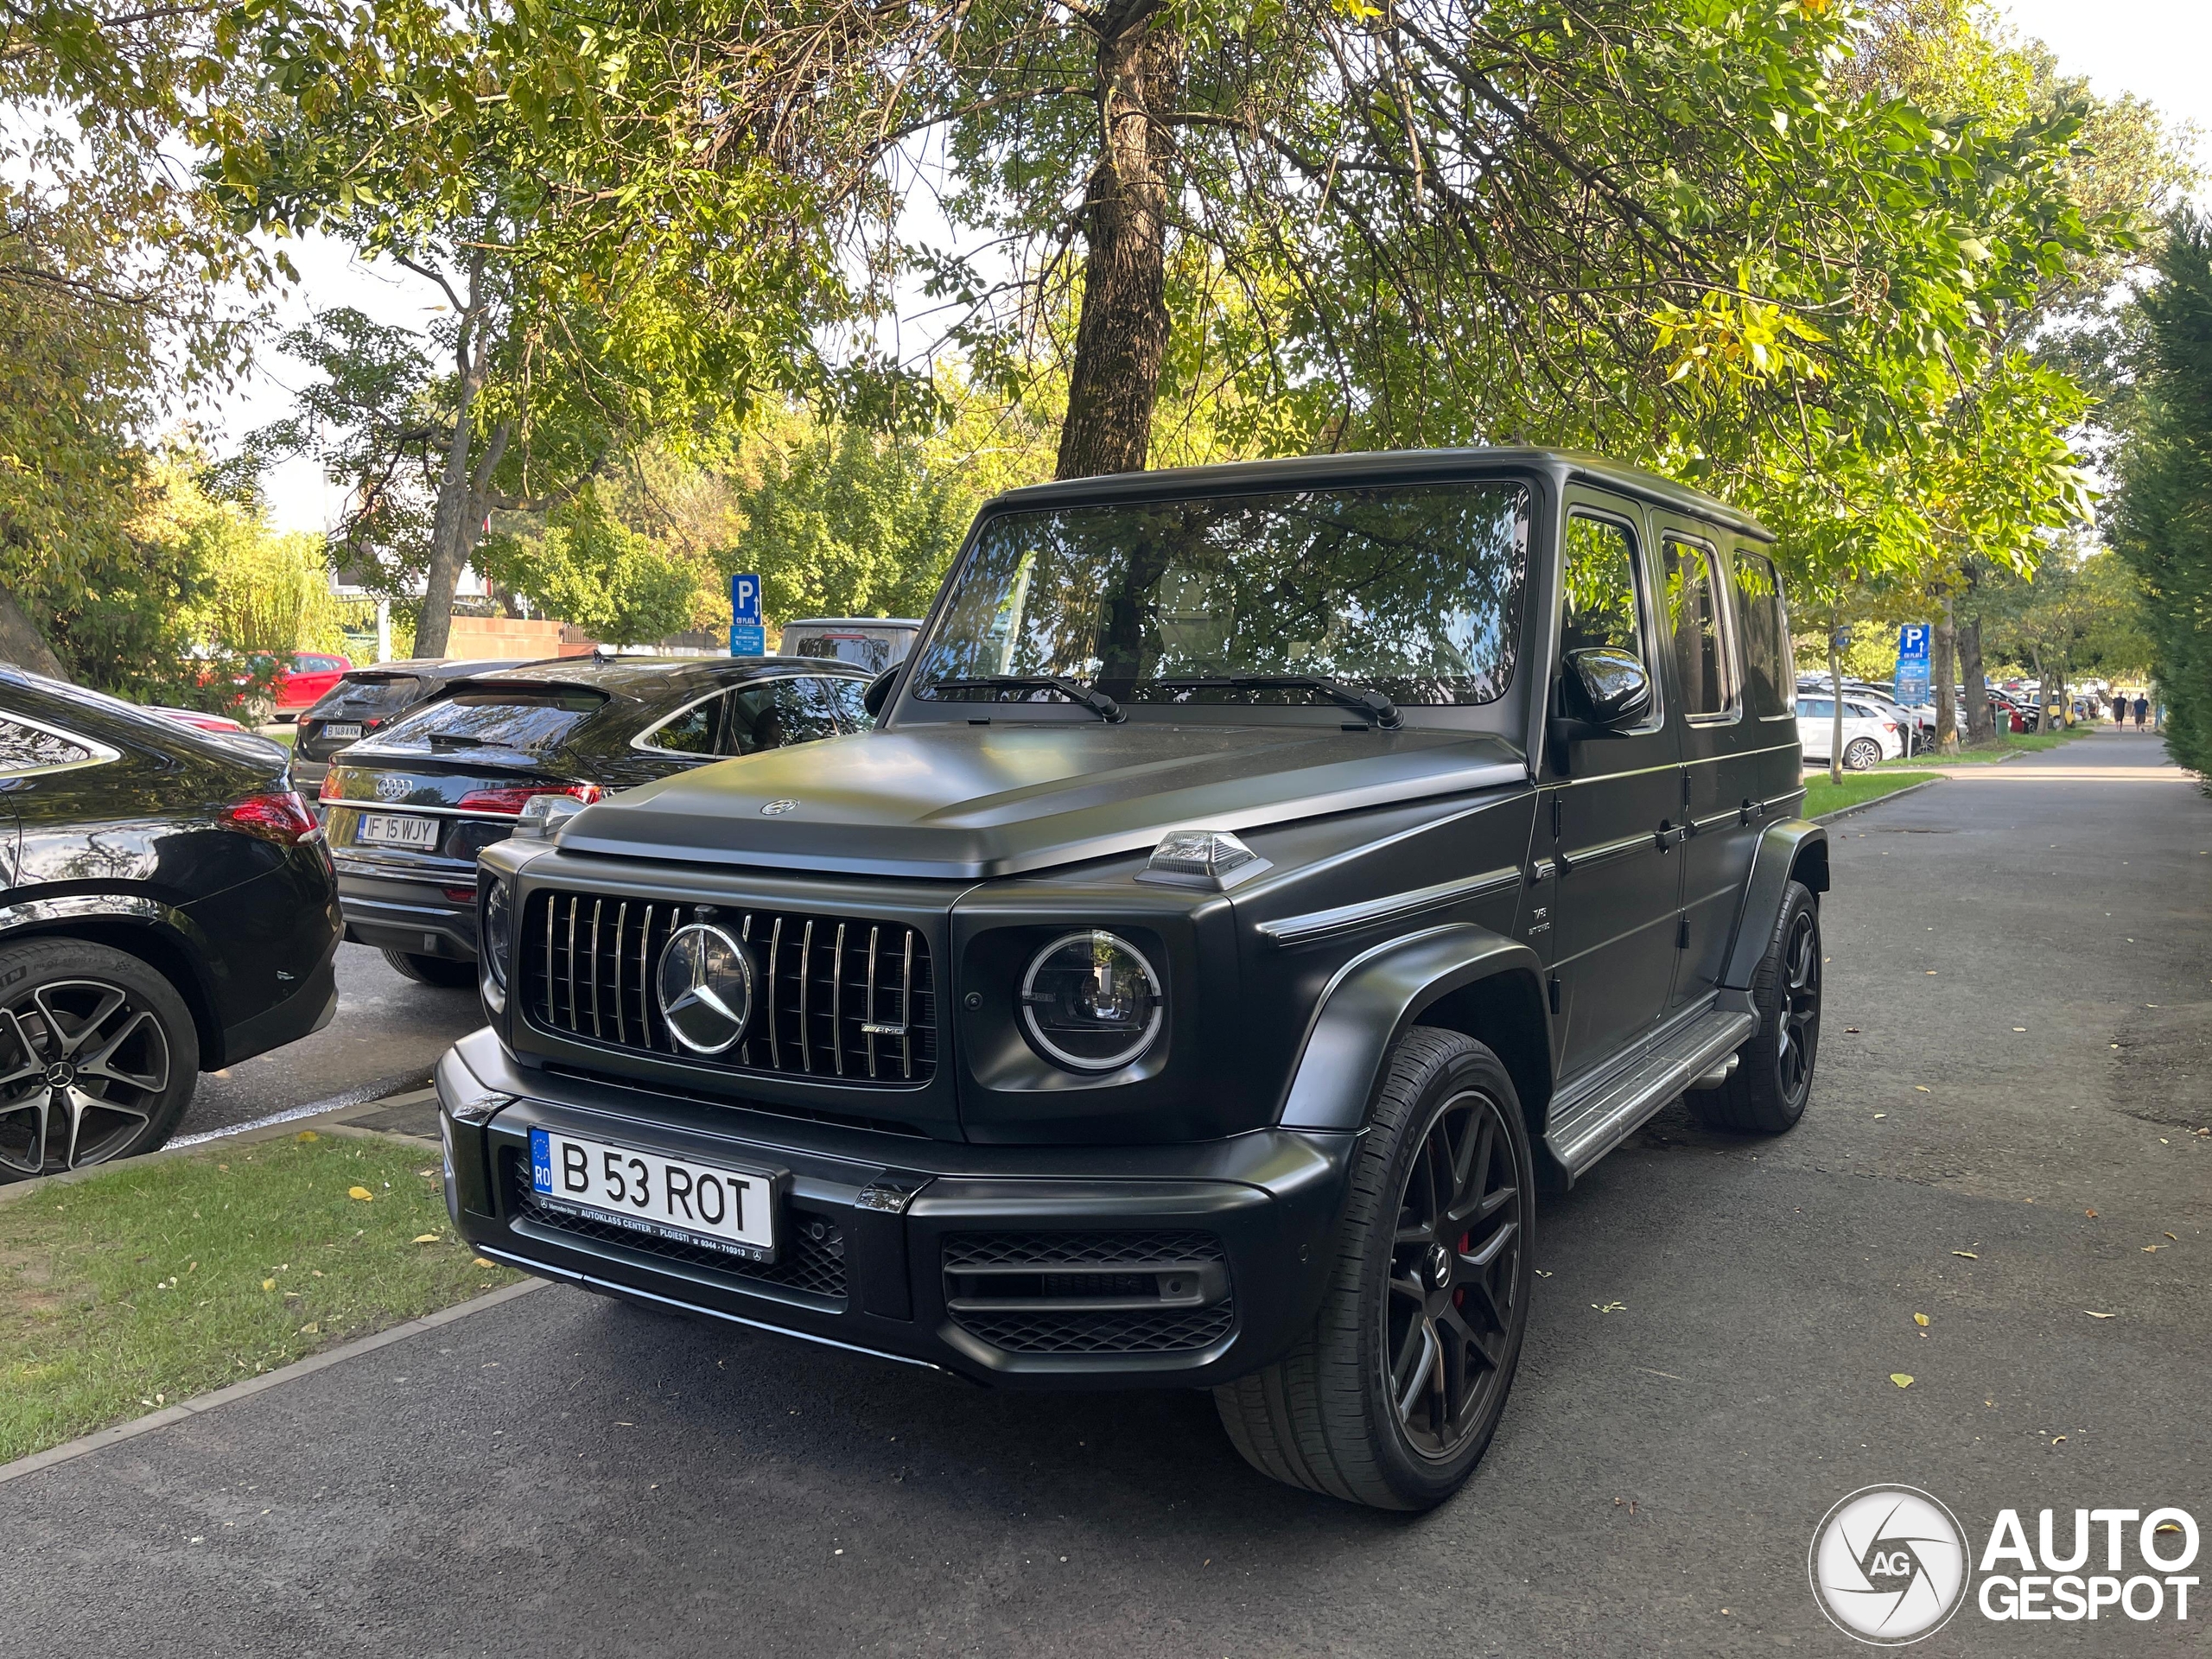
[1543,1007,1758,1179]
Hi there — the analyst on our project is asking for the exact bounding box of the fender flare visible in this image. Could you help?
[1277,925,1548,1132]
[1719,818,1828,989]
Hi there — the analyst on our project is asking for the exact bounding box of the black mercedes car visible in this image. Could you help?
[442,448,1827,1510]
[321,656,874,987]
[0,667,340,1178]
[293,658,550,794]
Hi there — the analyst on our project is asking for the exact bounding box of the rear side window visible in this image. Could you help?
[725,677,847,753]
[1732,551,1792,717]
[1661,537,1733,718]
[372,690,604,756]
[1796,697,1834,719]
[0,715,98,774]
[823,677,872,731]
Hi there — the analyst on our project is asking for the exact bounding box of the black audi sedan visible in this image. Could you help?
[320,656,874,986]
[0,667,340,1178]
[293,657,549,794]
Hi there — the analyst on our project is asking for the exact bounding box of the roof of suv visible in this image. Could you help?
[984,446,1777,543]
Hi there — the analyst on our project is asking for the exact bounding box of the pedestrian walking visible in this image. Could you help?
[2113,690,2130,724]
[2134,694,2150,731]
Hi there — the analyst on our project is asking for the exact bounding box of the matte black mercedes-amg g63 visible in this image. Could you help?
[440,448,1827,1510]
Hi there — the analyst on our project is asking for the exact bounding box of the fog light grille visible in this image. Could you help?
[942,1230,1231,1355]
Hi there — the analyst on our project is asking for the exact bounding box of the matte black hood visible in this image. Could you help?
[554,722,1528,880]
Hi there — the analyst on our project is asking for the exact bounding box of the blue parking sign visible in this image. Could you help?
[1896,623,1931,702]
[730,573,765,656]
[1897,624,1930,664]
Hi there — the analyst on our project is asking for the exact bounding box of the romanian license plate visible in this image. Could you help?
[322,722,363,741]
[528,1127,778,1262]
[356,812,438,849]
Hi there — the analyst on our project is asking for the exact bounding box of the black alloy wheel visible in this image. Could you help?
[0,940,199,1179]
[1772,900,1821,1109]
[1214,1028,1535,1510]
[1384,1088,1525,1461]
[1688,879,1821,1135]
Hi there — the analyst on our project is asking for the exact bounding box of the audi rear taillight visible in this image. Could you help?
[223,791,319,844]
[454,783,604,816]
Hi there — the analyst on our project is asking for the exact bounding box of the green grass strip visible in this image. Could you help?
[1803,770,1939,820]
[0,1132,519,1463]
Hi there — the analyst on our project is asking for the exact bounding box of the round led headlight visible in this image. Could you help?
[1019,931,1163,1073]
[482,879,512,988]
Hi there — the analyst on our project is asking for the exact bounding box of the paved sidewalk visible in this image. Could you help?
[3,728,2206,1658]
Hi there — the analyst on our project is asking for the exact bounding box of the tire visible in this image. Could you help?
[0,938,200,1181]
[382,949,478,988]
[1688,880,1821,1135]
[1214,1028,1534,1510]
[1843,737,1882,771]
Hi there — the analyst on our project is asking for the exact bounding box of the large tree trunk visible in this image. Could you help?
[1960,613,1993,743]
[0,586,67,678]
[410,252,495,662]
[1933,593,1958,756]
[1055,4,1182,481]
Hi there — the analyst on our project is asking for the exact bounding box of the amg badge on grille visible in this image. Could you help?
[654,923,756,1054]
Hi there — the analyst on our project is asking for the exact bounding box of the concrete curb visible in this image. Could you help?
[0,1279,546,1487]
[1812,774,1948,825]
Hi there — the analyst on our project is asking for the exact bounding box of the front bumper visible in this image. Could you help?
[436,1028,1357,1388]
[339,862,479,961]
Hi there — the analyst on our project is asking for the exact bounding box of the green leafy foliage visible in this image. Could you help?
[2111,211,2212,780]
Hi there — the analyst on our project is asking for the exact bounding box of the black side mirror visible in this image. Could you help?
[861,664,901,720]
[1560,647,1653,732]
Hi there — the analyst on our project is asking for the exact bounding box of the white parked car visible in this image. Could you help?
[1796,695,1904,770]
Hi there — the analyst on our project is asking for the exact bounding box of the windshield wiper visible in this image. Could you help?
[926,676,1124,723]
[1147,675,1402,729]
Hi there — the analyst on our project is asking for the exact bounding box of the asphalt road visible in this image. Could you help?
[177,944,484,1140]
[9,730,2208,1657]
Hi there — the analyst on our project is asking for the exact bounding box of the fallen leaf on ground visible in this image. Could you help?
[1591,1300,1627,1313]
[1844,1027,1861,1033]
[1953,1250,1979,1259]
[1915,1085,1931,1093]
[410,1234,441,1244]
[472,1257,497,1268]
[2165,1232,2179,1240]
[2144,1245,2162,1253]
[1891,1374,1914,1388]
[260,1278,275,1292]
[1913,1313,1930,1326]
[296,1130,318,1142]
[298,1322,319,1334]
[346,1186,373,1201]
[2084,1311,2115,1319]
[1874,1113,1888,1119]
[2085,1209,2098,1218]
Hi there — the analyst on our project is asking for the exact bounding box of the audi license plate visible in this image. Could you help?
[355,812,438,849]
[321,722,362,740]
[528,1127,778,1262]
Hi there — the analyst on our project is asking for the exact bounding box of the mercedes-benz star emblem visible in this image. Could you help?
[655,923,756,1055]
[760,798,798,817]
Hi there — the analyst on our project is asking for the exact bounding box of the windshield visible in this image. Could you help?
[785,630,911,671]
[365,690,605,756]
[909,481,1530,710]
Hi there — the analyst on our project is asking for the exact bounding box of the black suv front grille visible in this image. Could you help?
[505,1153,849,1305]
[942,1231,1234,1356]
[520,887,936,1087]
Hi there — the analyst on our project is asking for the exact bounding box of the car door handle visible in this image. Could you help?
[1653,822,1687,852]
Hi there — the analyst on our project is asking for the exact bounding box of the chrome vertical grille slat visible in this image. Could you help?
[798,918,815,1075]
[900,928,915,1080]
[520,887,936,1088]
[863,925,880,1081]
[613,901,628,1046]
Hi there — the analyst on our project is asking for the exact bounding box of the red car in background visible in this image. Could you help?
[274,652,352,716]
